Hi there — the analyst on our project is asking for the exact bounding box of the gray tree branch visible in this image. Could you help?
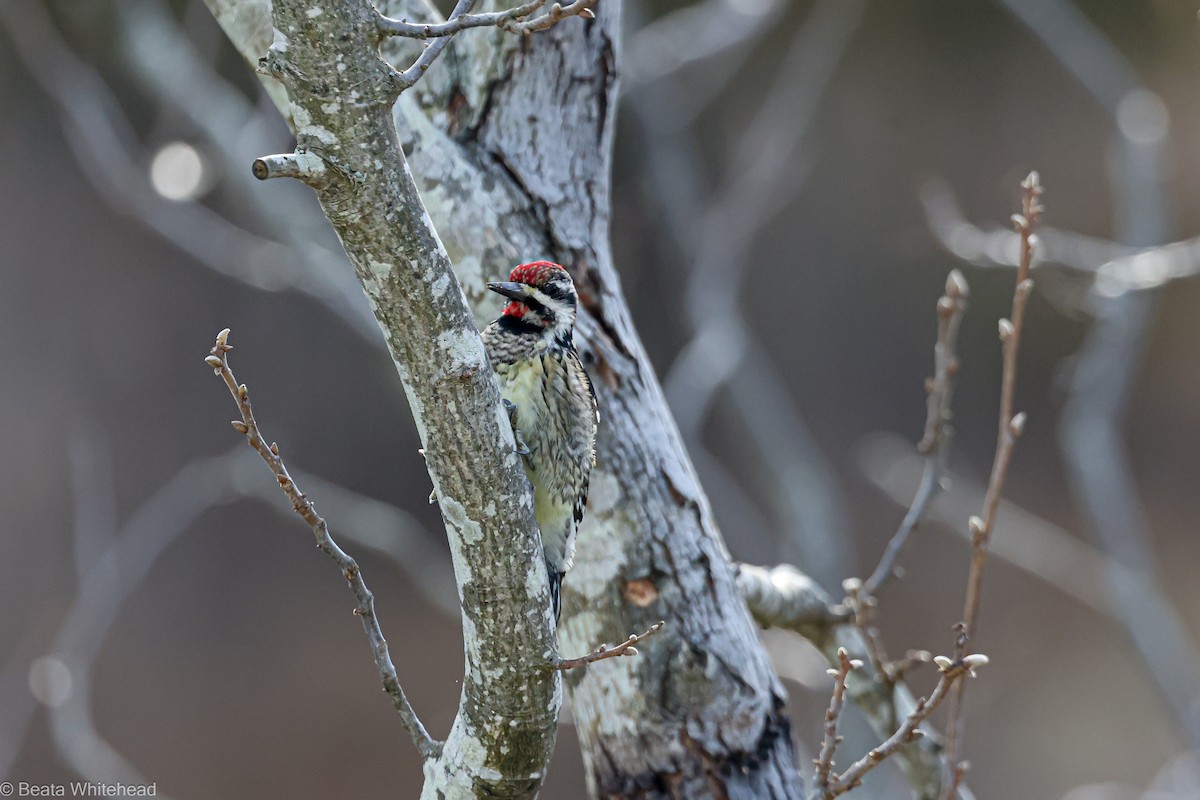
[220,0,577,792]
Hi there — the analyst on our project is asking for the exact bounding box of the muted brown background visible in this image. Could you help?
[2,1,1200,797]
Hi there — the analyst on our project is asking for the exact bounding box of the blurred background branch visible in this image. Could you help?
[928,0,1200,756]
[631,0,866,588]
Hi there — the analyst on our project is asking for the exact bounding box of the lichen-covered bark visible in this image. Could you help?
[206,0,803,795]
[231,0,562,797]
[431,10,804,796]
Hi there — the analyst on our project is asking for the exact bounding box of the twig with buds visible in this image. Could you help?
[204,329,441,761]
[840,578,888,684]
[831,267,971,722]
[813,648,859,795]
[862,269,970,598]
[550,621,665,670]
[814,654,988,799]
[792,263,973,799]
[940,172,1043,798]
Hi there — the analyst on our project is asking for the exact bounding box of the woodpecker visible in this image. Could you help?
[482,261,599,621]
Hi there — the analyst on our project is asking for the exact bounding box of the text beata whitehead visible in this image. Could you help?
[14,783,157,797]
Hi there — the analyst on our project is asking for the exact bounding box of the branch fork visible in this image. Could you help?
[810,651,989,800]
[376,0,598,40]
[382,0,600,90]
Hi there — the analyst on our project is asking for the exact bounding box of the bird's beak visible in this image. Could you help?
[487,281,530,303]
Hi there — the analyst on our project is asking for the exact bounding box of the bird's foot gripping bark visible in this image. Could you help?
[503,399,531,456]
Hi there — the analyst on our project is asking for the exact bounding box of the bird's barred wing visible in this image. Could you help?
[569,347,599,525]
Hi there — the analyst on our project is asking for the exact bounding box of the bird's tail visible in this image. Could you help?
[547,562,565,622]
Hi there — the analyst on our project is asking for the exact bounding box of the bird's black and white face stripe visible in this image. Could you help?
[489,262,579,337]
[520,273,578,329]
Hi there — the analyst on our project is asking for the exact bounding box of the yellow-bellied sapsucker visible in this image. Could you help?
[482,261,599,621]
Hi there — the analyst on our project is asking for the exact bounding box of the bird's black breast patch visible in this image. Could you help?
[497,315,544,337]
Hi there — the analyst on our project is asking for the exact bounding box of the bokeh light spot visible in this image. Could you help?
[28,656,72,708]
[150,141,207,201]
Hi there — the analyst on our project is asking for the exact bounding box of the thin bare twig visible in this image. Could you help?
[940,172,1043,797]
[392,0,478,89]
[858,431,1113,615]
[504,0,596,33]
[252,467,461,618]
[863,425,1200,694]
[998,0,1200,753]
[378,0,536,37]
[826,624,976,799]
[385,0,597,88]
[814,648,858,795]
[922,16,1200,750]
[861,269,969,598]
[204,328,441,761]
[550,621,666,671]
[829,268,969,783]
[739,560,968,799]
[731,258,978,799]
[961,176,1040,635]
[821,655,987,799]
[840,578,889,690]
[378,0,596,37]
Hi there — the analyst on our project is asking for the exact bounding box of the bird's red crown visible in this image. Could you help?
[510,260,566,287]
